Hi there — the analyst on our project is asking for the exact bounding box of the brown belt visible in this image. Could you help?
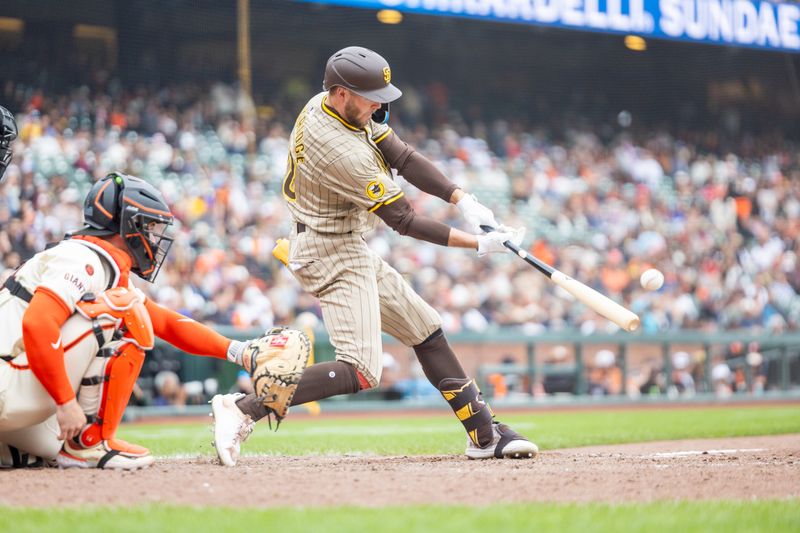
[296,222,352,235]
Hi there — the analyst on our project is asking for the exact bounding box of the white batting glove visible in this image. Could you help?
[457,194,499,233]
[476,226,525,257]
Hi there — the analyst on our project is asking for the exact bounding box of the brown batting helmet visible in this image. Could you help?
[323,46,402,104]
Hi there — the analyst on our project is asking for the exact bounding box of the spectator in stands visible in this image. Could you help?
[231,369,255,395]
[744,344,767,395]
[376,353,404,401]
[486,355,526,399]
[636,359,665,397]
[668,351,696,398]
[153,370,186,407]
[711,356,734,398]
[541,345,577,395]
[587,349,622,396]
[392,361,439,400]
[1,80,798,337]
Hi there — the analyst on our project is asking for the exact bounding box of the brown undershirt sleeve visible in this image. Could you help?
[373,196,451,246]
[377,131,458,202]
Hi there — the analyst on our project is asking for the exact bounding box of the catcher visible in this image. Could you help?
[0,168,308,469]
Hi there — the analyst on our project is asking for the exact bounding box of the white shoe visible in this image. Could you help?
[210,393,255,467]
[56,438,154,470]
[465,422,539,459]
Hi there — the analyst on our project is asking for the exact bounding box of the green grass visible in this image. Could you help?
[2,501,799,533]
[5,405,798,532]
[115,405,800,457]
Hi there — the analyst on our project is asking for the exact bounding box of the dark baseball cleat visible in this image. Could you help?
[465,422,538,459]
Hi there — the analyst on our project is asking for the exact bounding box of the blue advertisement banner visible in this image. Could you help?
[299,0,800,53]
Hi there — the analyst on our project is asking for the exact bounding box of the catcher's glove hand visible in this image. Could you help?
[242,326,312,424]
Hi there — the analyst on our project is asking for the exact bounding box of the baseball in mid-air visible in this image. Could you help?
[640,268,664,291]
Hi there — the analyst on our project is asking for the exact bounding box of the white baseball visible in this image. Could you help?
[640,268,664,291]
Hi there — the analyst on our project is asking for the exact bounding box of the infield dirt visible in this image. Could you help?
[2,434,798,507]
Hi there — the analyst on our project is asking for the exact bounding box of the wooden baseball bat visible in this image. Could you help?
[481,226,640,332]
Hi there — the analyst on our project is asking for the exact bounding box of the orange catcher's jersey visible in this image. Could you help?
[0,239,137,358]
[282,92,403,234]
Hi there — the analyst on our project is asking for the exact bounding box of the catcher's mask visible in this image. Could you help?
[75,172,174,282]
[323,46,400,124]
[0,106,17,181]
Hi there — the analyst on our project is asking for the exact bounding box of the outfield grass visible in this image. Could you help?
[116,404,800,457]
[2,501,799,533]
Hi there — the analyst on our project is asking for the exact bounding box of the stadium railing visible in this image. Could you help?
[148,328,800,403]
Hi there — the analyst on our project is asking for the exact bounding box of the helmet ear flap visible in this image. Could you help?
[372,103,390,124]
[82,173,124,234]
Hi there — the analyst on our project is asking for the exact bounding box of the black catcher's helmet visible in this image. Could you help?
[0,106,18,181]
[78,172,174,282]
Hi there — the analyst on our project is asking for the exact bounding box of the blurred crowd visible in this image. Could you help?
[479,339,773,401]
[1,80,799,339]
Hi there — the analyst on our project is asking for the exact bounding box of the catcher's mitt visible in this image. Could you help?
[242,327,311,423]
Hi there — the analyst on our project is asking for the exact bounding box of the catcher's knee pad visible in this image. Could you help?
[439,378,495,448]
[77,341,145,447]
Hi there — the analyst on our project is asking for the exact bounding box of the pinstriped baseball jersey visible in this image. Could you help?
[283,92,403,235]
[283,92,441,387]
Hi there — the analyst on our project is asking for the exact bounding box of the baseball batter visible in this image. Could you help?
[0,168,261,469]
[212,47,538,463]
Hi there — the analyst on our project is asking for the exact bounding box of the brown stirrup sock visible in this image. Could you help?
[414,330,494,446]
[235,361,361,422]
[413,328,468,384]
[439,377,495,448]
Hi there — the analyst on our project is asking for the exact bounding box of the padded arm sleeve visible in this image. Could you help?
[377,131,459,202]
